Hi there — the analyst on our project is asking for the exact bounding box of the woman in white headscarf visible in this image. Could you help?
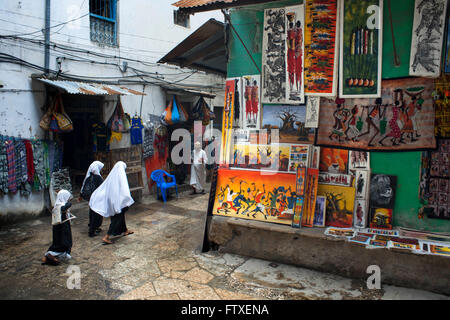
[190,141,207,194]
[79,161,105,237]
[42,189,74,265]
[89,161,135,244]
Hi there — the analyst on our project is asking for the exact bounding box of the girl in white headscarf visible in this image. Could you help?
[89,161,135,244]
[79,161,105,237]
[42,189,74,265]
[190,141,207,194]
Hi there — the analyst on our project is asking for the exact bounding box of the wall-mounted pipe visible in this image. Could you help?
[44,0,50,74]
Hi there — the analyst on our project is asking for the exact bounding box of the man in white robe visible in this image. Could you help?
[190,142,207,194]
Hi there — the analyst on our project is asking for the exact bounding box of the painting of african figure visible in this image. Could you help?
[213,168,297,225]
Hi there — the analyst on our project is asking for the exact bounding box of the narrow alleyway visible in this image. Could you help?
[0,189,447,300]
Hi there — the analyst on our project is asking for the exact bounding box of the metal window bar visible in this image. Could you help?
[89,0,117,46]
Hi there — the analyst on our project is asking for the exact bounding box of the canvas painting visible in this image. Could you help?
[319,147,349,174]
[261,104,315,144]
[369,207,393,230]
[304,0,339,96]
[349,151,370,171]
[262,7,288,104]
[409,0,448,77]
[242,75,261,129]
[324,227,355,237]
[285,4,305,104]
[445,6,450,74]
[292,196,305,228]
[313,195,327,227]
[353,199,368,228]
[355,170,370,199]
[318,172,353,186]
[309,146,321,169]
[305,97,320,128]
[230,143,290,172]
[317,184,356,227]
[316,78,436,150]
[229,77,243,128]
[302,168,319,227]
[339,0,383,98]
[434,84,450,138]
[289,144,310,172]
[296,166,307,196]
[221,80,236,164]
[369,174,397,209]
[213,169,297,225]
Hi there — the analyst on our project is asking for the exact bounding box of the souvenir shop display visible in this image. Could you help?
[304,0,339,97]
[339,0,383,98]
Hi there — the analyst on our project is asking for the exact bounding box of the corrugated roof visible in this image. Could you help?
[35,79,146,95]
[172,0,275,13]
[172,0,237,9]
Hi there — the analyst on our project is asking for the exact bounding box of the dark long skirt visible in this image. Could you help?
[48,222,72,254]
[107,209,128,236]
[88,209,103,236]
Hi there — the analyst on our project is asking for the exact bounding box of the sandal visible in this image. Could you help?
[124,230,134,236]
[102,238,113,245]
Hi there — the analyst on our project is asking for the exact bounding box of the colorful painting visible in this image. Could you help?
[304,0,339,96]
[318,184,355,227]
[369,174,397,209]
[318,172,353,186]
[296,166,307,196]
[319,147,349,174]
[409,0,448,77]
[242,75,261,129]
[309,146,321,169]
[229,77,243,127]
[316,78,436,150]
[221,80,236,164]
[348,234,372,245]
[355,170,370,199]
[262,7,287,104]
[292,196,305,228]
[324,227,356,237]
[289,144,310,172]
[305,97,320,128]
[349,151,370,171]
[434,79,450,138]
[261,104,315,144]
[313,195,327,227]
[302,168,319,227]
[339,0,383,98]
[369,207,393,229]
[353,199,368,228]
[213,169,297,225]
[230,143,290,172]
[285,4,305,103]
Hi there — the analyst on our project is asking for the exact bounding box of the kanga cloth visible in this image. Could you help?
[14,141,31,196]
[24,140,35,184]
[5,140,17,194]
[89,161,134,218]
[0,140,9,193]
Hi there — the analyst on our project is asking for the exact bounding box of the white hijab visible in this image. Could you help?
[89,161,134,217]
[81,161,104,191]
[52,190,72,225]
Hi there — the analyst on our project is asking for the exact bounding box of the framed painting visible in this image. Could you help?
[230,143,290,172]
[213,168,297,225]
[309,146,321,169]
[369,174,397,209]
[242,75,261,129]
[313,195,327,227]
[319,147,349,174]
[302,168,319,227]
[318,172,353,186]
[316,78,436,150]
[304,0,339,96]
[261,104,315,144]
[228,77,243,128]
[355,170,370,199]
[409,0,448,77]
[220,79,236,164]
[289,144,310,172]
[353,199,368,228]
[369,207,393,230]
[349,151,370,171]
[305,97,320,128]
[339,0,383,98]
[317,184,356,227]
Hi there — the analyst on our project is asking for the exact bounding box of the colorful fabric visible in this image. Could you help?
[24,140,35,183]
[130,116,144,145]
[0,141,9,193]
[32,140,46,191]
[6,140,17,193]
[142,127,154,159]
[15,141,28,184]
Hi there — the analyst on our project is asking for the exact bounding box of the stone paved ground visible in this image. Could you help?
[0,189,447,300]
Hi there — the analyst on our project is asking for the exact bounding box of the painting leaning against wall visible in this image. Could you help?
[339,0,383,98]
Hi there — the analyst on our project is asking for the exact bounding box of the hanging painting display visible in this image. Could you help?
[317,184,356,227]
[220,80,236,164]
[262,7,288,104]
[349,151,370,171]
[288,144,310,172]
[285,4,305,103]
[409,0,448,77]
[305,97,320,128]
[319,147,349,174]
[302,168,319,227]
[230,143,290,172]
[316,78,436,150]
[339,0,383,98]
[261,104,315,144]
[242,75,261,129]
[304,0,339,96]
[212,168,297,225]
[313,196,327,227]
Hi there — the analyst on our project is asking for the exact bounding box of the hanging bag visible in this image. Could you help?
[123,113,132,131]
[163,99,173,125]
[53,95,74,132]
[192,97,204,120]
[39,96,55,131]
[107,99,125,132]
[171,96,180,123]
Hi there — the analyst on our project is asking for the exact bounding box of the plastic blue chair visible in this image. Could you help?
[151,169,178,202]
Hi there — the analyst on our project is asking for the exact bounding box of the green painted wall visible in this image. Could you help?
[227,1,450,233]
